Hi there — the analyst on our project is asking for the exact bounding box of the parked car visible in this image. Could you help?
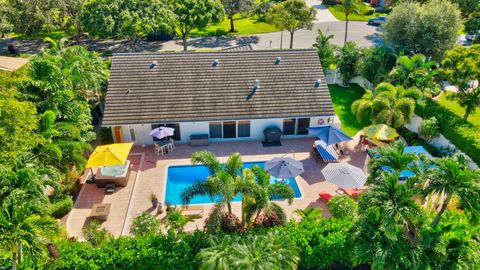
[368,16,387,26]
[465,30,479,41]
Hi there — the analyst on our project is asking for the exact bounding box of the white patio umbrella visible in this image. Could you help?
[321,163,367,188]
[149,127,175,140]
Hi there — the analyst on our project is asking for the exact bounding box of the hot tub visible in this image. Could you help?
[95,160,131,187]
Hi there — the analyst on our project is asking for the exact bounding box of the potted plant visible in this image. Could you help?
[150,192,159,208]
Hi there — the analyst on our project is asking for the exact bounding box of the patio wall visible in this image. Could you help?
[113,115,339,146]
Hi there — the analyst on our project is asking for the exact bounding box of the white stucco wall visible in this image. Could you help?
[114,115,338,146]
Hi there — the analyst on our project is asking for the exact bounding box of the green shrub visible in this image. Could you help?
[82,220,113,246]
[362,6,375,15]
[130,212,161,237]
[280,218,355,269]
[47,232,210,270]
[327,195,358,219]
[415,98,480,164]
[49,195,73,218]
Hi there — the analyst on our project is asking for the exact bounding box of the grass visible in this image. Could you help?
[327,5,388,21]
[328,84,370,136]
[191,15,279,36]
[437,92,480,127]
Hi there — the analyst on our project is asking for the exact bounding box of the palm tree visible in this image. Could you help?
[244,165,294,229]
[161,207,200,237]
[451,88,480,121]
[351,82,422,128]
[197,232,299,270]
[368,141,420,182]
[0,192,58,270]
[360,172,424,242]
[181,151,243,214]
[422,155,480,226]
[294,207,323,222]
[341,0,361,45]
[389,54,439,90]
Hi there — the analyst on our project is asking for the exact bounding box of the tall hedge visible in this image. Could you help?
[279,218,355,269]
[46,232,210,270]
[415,98,480,164]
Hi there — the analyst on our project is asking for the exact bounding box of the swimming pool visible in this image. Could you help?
[165,162,302,205]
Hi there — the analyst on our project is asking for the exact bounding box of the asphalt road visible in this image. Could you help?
[0,21,381,55]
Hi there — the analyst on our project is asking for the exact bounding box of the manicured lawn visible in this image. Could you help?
[437,92,480,127]
[191,15,278,36]
[327,5,387,21]
[328,84,370,136]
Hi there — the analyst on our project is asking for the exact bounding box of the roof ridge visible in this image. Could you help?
[112,48,317,57]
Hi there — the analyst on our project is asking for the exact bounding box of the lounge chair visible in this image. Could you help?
[181,205,204,217]
[318,191,333,202]
[341,188,367,198]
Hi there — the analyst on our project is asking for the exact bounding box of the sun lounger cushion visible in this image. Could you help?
[319,191,333,201]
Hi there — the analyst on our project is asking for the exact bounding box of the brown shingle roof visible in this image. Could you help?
[103,49,334,126]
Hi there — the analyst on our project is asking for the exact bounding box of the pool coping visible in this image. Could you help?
[161,159,305,206]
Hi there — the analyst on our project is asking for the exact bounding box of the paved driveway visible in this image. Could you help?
[306,0,338,22]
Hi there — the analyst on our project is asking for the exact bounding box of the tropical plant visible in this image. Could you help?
[358,172,425,244]
[162,206,200,237]
[440,44,480,121]
[327,195,357,219]
[361,45,398,86]
[82,220,113,246]
[422,155,480,226]
[313,29,336,69]
[266,0,316,49]
[418,117,440,143]
[351,82,422,128]
[0,191,59,270]
[340,0,361,45]
[197,232,299,270]
[243,165,294,229]
[181,151,242,214]
[294,207,323,222]
[221,0,254,32]
[130,212,161,237]
[367,141,421,182]
[81,0,175,51]
[172,0,225,51]
[389,54,440,95]
[336,41,363,86]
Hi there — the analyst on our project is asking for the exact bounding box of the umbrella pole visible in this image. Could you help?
[89,167,95,182]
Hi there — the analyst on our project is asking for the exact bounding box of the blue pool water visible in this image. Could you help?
[165,162,302,205]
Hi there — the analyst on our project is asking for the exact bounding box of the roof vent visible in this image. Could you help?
[314,79,322,88]
[212,59,220,67]
[275,57,282,65]
[150,60,157,69]
[126,89,132,95]
[246,79,260,100]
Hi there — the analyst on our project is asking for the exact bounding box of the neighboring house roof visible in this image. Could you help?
[103,49,334,126]
[0,56,29,71]
[221,44,254,52]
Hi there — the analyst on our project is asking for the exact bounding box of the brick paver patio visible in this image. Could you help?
[67,136,368,239]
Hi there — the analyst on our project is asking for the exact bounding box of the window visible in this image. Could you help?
[129,128,136,141]
[283,118,295,135]
[209,122,222,138]
[223,121,236,139]
[151,123,181,141]
[238,120,250,137]
[297,118,310,135]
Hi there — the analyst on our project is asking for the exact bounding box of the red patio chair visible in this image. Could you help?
[318,191,333,202]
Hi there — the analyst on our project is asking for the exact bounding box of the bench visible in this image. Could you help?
[190,134,209,146]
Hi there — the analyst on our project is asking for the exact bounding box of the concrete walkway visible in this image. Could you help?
[306,0,339,22]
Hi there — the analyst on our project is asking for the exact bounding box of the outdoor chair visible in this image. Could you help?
[318,191,333,202]
[105,183,116,194]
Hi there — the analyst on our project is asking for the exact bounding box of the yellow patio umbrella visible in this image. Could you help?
[362,124,399,141]
[86,143,133,180]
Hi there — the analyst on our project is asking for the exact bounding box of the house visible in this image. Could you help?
[102,49,337,145]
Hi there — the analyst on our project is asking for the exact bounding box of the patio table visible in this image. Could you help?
[90,203,111,221]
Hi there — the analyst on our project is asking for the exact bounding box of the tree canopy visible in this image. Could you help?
[221,0,254,32]
[383,0,462,59]
[266,0,316,49]
[81,0,175,51]
[172,0,225,51]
